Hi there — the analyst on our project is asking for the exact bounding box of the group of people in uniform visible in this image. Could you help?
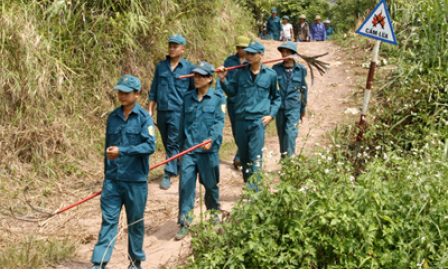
[87,30,308,269]
[260,8,334,42]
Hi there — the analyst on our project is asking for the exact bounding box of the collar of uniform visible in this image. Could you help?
[165,55,186,67]
[117,102,141,121]
[192,87,214,101]
[244,63,267,73]
[232,53,248,64]
[282,61,301,70]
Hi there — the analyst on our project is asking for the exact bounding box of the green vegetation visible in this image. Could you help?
[273,0,331,25]
[1,0,254,267]
[185,0,448,267]
[0,235,76,269]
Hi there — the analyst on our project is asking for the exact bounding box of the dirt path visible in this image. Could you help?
[53,39,363,269]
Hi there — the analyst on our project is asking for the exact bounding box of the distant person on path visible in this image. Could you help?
[217,40,281,191]
[216,36,251,169]
[272,42,308,158]
[280,15,294,41]
[310,15,327,41]
[148,34,195,190]
[259,27,271,40]
[295,14,310,42]
[267,8,283,41]
[176,62,226,240]
[89,75,156,269]
[324,20,334,38]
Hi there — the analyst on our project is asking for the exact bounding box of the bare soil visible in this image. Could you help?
[38,39,365,269]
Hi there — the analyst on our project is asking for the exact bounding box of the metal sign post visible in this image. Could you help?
[355,0,397,141]
[357,40,381,141]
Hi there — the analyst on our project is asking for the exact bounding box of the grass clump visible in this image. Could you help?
[0,235,76,269]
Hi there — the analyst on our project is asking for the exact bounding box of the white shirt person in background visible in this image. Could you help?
[280,15,294,41]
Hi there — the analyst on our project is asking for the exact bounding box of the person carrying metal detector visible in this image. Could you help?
[175,62,226,240]
[88,75,156,269]
[217,40,281,192]
[273,41,308,158]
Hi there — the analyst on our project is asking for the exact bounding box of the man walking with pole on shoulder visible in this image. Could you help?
[217,40,281,192]
[216,35,250,169]
[148,34,195,190]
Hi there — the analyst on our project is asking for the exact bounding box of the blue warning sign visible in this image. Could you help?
[356,0,397,45]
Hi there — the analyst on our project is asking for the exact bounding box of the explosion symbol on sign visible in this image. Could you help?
[372,12,386,29]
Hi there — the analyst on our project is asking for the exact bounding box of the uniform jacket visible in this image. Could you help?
[272,62,308,113]
[221,64,281,121]
[149,56,195,112]
[326,26,334,37]
[310,22,327,41]
[267,16,283,34]
[259,33,271,40]
[216,54,248,103]
[178,87,226,153]
[105,103,156,182]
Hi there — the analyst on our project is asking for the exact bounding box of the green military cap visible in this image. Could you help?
[271,8,277,13]
[278,41,298,54]
[114,75,141,92]
[283,15,290,21]
[299,14,306,19]
[244,40,265,53]
[192,61,215,76]
[235,36,251,48]
[168,33,186,46]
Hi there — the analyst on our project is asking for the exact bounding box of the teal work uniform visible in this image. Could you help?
[178,86,226,224]
[92,100,156,264]
[149,56,195,177]
[259,32,271,40]
[267,16,283,41]
[326,26,334,38]
[216,54,247,164]
[273,62,308,157]
[221,62,281,190]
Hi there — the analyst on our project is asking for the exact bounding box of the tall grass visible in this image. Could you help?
[0,235,76,269]
[0,0,254,267]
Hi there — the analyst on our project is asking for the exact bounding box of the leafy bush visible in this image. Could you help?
[185,138,448,268]
[184,0,448,268]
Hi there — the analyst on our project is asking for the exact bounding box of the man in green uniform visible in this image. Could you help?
[267,8,283,41]
[218,40,281,191]
[216,36,250,169]
[88,75,156,269]
[176,62,226,240]
[272,41,308,158]
[148,34,195,190]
